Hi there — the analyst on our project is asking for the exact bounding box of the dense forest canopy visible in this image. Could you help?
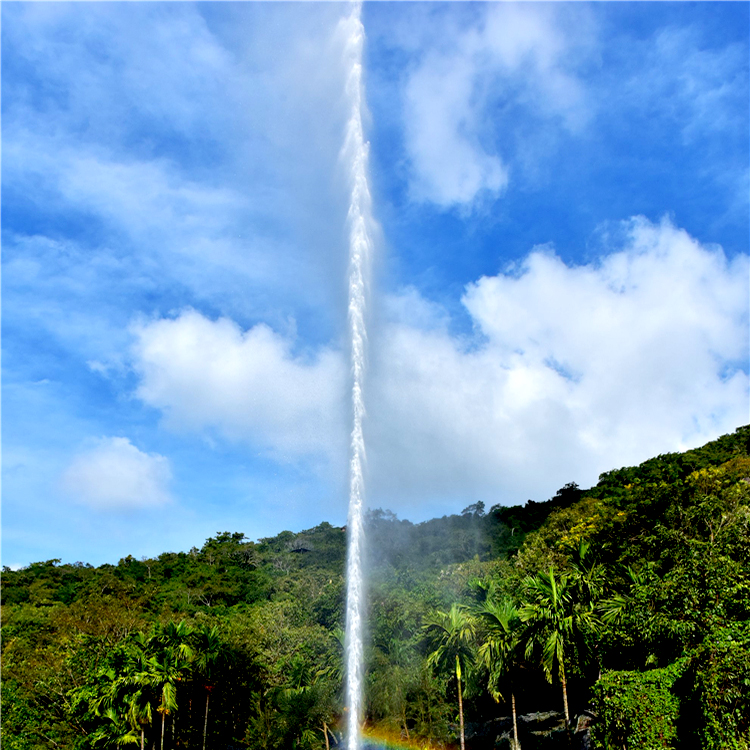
[3,425,749,750]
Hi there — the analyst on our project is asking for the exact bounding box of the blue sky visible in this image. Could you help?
[2,2,748,568]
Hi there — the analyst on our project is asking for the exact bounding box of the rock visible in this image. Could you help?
[573,709,597,750]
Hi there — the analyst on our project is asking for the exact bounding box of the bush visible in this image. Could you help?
[591,659,687,750]
[688,622,750,750]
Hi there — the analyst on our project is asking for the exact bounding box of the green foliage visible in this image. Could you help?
[686,622,750,750]
[474,593,522,704]
[423,604,475,680]
[593,425,750,499]
[423,604,476,749]
[591,659,688,750]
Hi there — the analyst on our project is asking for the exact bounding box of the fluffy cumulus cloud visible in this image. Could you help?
[131,310,348,463]
[367,217,749,507]
[62,438,172,510]
[402,4,589,208]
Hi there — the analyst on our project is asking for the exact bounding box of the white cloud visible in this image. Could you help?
[367,217,749,507]
[62,438,172,510]
[402,4,589,208]
[404,52,509,207]
[126,219,748,512]
[131,310,348,463]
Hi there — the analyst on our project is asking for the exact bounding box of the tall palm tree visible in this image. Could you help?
[150,621,194,750]
[599,565,646,627]
[122,634,154,750]
[423,603,475,750]
[145,650,181,750]
[125,687,153,750]
[519,567,599,727]
[191,624,225,750]
[91,667,141,749]
[475,596,523,750]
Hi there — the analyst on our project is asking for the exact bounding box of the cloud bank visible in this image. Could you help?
[130,218,748,510]
[62,437,172,510]
[368,217,748,507]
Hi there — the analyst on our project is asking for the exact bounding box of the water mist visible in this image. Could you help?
[342,3,372,750]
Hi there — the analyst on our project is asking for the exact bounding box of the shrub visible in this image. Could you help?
[688,622,750,750]
[591,659,687,750]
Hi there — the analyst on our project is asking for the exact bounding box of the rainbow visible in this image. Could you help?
[360,726,457,750]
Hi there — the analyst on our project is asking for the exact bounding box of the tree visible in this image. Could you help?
[423,604,475,750]
[90,705,141,748]
[191,624,226,750]
[568,540,607,606]
[369,636,418,741]
[476,595,523,750]
[142,623,193,750]
[87,667,141,749]
[519,567,599,727]
[125,686,153,750]
[145,651,180,750]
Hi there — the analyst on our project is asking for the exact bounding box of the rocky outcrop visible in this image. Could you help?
[467,708,597,750]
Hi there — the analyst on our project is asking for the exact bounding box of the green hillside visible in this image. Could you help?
[2,425,749,750]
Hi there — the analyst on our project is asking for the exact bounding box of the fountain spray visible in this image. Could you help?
[342,3,372,749]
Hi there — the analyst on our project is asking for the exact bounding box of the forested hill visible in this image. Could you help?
[2,425,749,750]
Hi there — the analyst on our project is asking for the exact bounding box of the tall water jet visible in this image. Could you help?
[342,3,372,750]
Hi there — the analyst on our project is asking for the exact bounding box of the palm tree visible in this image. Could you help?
[145,650,181,750]
[568,540,607,609]
[155,621,195,664]
[123,623,191,750]
[90,667,142,749]
[191,624,225,750]
[317,626,345,750]
[371,636,416,741]
[122,633,154,750]
[88,636,152,750]
[599,565,646,627]
[423,603,475,750]
[519,567,599,728]
[90,705,142,748]
[475,596,523,750]
[150,621,193,750]
[317,625,345,686]
[125,687,153,750]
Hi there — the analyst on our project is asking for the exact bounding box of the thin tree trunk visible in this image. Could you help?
[141,729,144,750]
[202,692,210,750]
[512,692,520,750]
[561,664,570,728]
[161,713,165,750]
[427,683,433,737]
[456,657,465,750]
[323,722,330,750]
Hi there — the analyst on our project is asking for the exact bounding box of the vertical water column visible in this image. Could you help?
[342,3,372,750]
